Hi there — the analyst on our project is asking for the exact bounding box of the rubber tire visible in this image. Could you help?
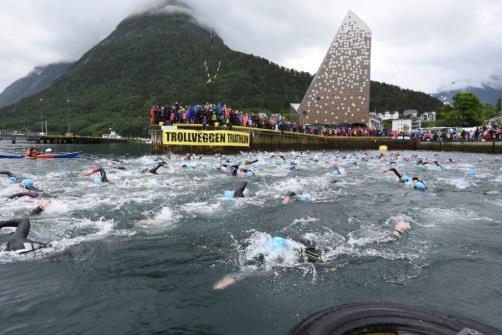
[288,303,500,335]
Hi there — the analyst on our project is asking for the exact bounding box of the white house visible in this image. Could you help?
[392,119,412,132]
[377,111,399,120]
[421,111,436,121]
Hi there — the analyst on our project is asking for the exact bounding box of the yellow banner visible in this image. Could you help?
[163,129,250,147]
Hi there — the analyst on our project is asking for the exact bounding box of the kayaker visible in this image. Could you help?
[25,146,40,158]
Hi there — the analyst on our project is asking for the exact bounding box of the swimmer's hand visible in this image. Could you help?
[38,199,51,209]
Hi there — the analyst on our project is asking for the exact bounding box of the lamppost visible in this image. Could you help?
[66,99,71,135]
[39,98,44,134]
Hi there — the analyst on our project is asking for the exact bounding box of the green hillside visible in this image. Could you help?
[370,81,442,114]
[0,11,443,136]
[0,12,312,136]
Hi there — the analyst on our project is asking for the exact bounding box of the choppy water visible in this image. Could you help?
[1,141,501,334]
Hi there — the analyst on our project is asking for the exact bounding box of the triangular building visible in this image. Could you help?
[298,11,371,126]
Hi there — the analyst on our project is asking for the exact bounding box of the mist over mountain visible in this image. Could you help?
[0,62,72,108]
[435,84,502,105]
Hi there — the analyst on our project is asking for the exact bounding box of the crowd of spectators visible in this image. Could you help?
[149,102,501,141]
[411,126,501,142]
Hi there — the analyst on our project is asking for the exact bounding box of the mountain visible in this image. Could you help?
[0,62,72,107]
[0,7,443,136]
[435,85,502,105]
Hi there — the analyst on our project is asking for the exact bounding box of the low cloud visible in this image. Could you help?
[0,0,501,93]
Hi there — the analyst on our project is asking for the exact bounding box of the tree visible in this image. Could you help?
[482,103,497,121]
[382,119,392,130]
[451,92,483,126]
[496,98,502,115]
[435,93,483,127]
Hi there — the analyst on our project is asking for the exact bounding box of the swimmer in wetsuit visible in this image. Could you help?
[0,200,50,253]
[233,182,247,197]
[383,168,410,183]
[220,162,240,176]
[412,177,427,191]
[144,161,167,174]
[213,236,322,290]
[384,169,427,190]
[224,182,248,198]
[417,159,443,169]
[83,165,110,183]
[0,171,17,180]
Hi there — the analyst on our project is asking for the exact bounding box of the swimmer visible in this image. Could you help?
[0,171,17,180]
[412,177,427,191]
[331,167,342,176]
[107,159,127,170]
[244,159,259,166]
[20,179,41,192]
[270,155,286,162]
[378,221,411,243]
[83,164,110,183]
[282,191,311,204]
[383,168,410,183]
[220,162,240,176]
[144,161,167,174]
[282,191,296,204]
[0,200,51,253]
[224,182,248,198]
[238,168,255,177]
[417,159,443,169]
[214,236,321,290]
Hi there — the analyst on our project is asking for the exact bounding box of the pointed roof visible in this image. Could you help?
[344,10,371,33]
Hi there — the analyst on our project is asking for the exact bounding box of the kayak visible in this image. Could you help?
[0,152,81,159]
[31,152,81,159]
[0,154,23,159]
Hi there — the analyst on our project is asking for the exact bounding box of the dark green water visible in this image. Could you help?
[1,141,501,334]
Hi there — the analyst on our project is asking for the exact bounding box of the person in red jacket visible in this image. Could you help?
[149,105,156,125]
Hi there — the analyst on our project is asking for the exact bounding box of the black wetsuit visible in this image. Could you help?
[244,159,259,165]
[387,168,403,180]
[234,182,247,197]
[7,192,39,199]
[148,162,167,174]
[0,206,47,253]
[98,168,109,183]
[0,171,16,178]
[418,160,443,169]
[222,163,239,176]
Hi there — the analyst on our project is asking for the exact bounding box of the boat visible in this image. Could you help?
[102,130,123,139]
[0,152,81,159]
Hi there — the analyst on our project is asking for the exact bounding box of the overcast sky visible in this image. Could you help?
[0,0,501,94]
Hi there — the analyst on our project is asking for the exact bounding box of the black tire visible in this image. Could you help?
[288,303,500,335]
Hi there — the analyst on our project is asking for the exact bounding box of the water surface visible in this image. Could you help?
[1,141,501,334]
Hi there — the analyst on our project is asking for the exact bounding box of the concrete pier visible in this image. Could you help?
[151,124,502,154]
[0,132,130,144]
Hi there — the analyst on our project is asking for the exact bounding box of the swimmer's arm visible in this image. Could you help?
[0,218,23,229]
[383,168,401,179]
[29,200,51,216]
[0,171,15,177]
[213,273,246,290]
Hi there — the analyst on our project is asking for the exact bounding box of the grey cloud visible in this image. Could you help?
[0,0,501,94]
